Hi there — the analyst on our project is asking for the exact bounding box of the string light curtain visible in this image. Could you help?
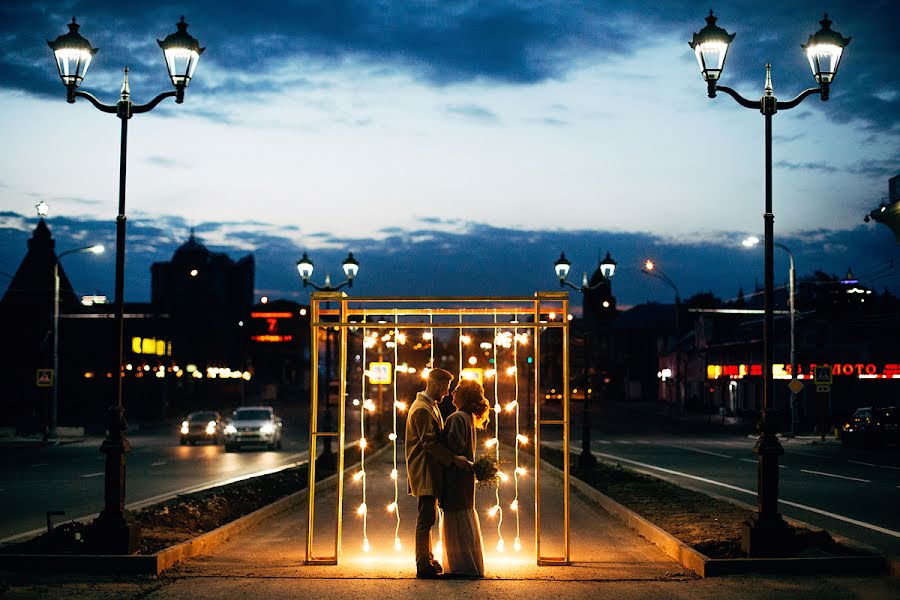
[389,312,403,551]
[354,313,371,551]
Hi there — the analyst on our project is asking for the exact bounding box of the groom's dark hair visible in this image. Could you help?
[427,368,453,385]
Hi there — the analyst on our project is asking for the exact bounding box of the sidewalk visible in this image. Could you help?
[3,443,899,599]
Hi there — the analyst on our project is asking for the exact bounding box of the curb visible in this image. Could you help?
[541,455,887,577]
[0,448,374,576]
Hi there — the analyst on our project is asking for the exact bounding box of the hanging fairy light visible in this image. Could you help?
[357,311,370,552]
[491,310,505,552]
[390,311,402,551]
[428,310,444,565]
[511,323,523,552]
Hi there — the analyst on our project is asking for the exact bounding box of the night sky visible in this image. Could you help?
[1,1,898,306]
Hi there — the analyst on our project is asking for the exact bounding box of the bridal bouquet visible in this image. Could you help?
[473,454,503,489]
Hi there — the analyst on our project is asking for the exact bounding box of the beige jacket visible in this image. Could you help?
[405,392,455,497]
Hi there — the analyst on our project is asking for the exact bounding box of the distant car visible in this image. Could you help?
[841,407,899,447]
[180,411,225,445]
[224,406,283,451]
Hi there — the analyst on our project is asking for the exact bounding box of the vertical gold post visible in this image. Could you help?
[335,298,348,561]
[562,295,570,563]
[533,296,541,563]
[306,297,320,562]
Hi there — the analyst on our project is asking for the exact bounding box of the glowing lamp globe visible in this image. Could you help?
[801,14,850,98]
[554,252,571,283]
[48,18,98,90]
[296,252,314,282]
[600,251,617,279]
[157,16,204,89]
[342,252,360,285]
[689,11,735,85]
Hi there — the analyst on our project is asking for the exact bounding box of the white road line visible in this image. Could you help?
[800,469,870,483]
[668,445,732,459]
[848,460,877,467]
[880,465,900,471]
[594,451,900,539]
[789,450,827,459]
[80,472,104,478]
[740,458,787,469]
[151,461,167,467]
[30,463,47,468]
[596,440,613,445]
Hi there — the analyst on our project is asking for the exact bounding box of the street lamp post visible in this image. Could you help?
[743,237,799,436]
[297,252,359,468]
[641,260,682,413]
[690,11,849,556]
[48,16,204,554]
[51,244,104,439]
[553,251,617,470]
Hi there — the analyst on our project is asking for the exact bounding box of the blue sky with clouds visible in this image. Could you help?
[1,1,898,306]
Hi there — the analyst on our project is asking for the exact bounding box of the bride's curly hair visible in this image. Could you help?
[452,378,491,429]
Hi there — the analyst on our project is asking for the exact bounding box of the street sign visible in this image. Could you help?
[788,379,804,395]
[816,385,831,393]
[814,366,833,386]
[367,362,392,385]
[36,368,54,387]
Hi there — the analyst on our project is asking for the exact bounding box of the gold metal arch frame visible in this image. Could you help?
[305,292,570,566]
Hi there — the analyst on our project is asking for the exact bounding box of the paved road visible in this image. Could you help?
[0,425,311,542]
[559,432,900,557]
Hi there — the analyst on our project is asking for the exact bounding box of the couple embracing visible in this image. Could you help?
[405,368,492,579]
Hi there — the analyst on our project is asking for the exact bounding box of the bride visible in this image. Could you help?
[440,378,490,578]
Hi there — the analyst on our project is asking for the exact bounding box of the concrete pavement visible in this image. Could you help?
[2,441,899,598]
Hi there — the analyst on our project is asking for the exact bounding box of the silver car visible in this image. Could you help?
[224,406,283,451]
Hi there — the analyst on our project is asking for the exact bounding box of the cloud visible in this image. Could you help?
[445,103,499,124]
[146,156,187,169]
[775,160,838,173]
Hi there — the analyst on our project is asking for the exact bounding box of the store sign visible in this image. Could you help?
[131,337,172,356]
[460,368,485,385]
[707,362,900,380]
[368,361,392,385]
[250,311,294,343]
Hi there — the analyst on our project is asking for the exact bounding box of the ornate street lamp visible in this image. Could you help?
[640,260,682,414]
[297,252,361,468]
[689,11,848,557]
[49,16,203,554]
[552,251,617,470]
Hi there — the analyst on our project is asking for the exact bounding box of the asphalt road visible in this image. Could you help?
[0,424,310,542]
[562,431,900,557]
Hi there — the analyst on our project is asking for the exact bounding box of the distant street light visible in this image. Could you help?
[297,252,360,469]
[552,251,617,470]
[640,260,682,413]
[743,237,800,437]
[52,244,104,440]
[690,11,848,557]
[48,15,203,554]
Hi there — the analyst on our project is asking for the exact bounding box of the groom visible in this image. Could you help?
[405,368,470,578]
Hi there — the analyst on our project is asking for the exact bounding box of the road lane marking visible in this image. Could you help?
[669,445,732,459]
[739,458,787,469]
[848,460,877,467]
[800,469,870,483]
[30,463,47,467]
[80,472,104,478]
[151,461,167,467]
[591,451,900,539]
[596,440,613,445]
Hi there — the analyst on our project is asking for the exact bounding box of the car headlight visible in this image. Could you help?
[181,421,189,434]
[225,424,237,434]
[260,423,275,435]
[206,421,216,435]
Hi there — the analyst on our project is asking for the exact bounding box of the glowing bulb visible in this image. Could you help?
[496,539,505,552]
[506,366,517,376]
[381,334,391,342]
[396,333,407,345]
[434,541,443,561]
[494,403,501,414]
[363,538,370,552]
[357,503,367,516]
[387,502,397,513]
[353,470,365,481]
[514,537,522,551]
[505,400,518,412]
[363,399,376,412]
[359,438,367,449]
[423,331,433,340]
[549,312,557,320]
[510,499,518,511]
[516,466,527,476]
[352,399,360,406]
[485,369,496,378]
[460,335,471,345]
[485,437,498,448]
[394,537,402,551]
[388,432,397,441]
[420,368,431,379]
[394,400,408,411]
[498,471,509,482]
[517,434,529,445]
[488,505,500,517]
[468,356,478,365]
[390,468,398,480]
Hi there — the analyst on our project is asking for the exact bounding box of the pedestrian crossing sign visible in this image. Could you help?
[814,365,832,385]
[36,368,54,387]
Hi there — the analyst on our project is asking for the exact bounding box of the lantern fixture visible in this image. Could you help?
[801,14,850,100]
[689,10,735,96]
[600,251,617,279]
[553,252,571,284]
[342,252,360,285]
[157,16,205,99]
[47,17,98,97]
[297,252,314,284]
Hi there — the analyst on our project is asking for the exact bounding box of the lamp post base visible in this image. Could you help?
[87,518,141,555]
[578,449,597,470]
[741,513,790,557]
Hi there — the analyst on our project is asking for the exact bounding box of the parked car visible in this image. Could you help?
[180,411,225,445]
[841,407,899,447]
[224,406,283,451]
